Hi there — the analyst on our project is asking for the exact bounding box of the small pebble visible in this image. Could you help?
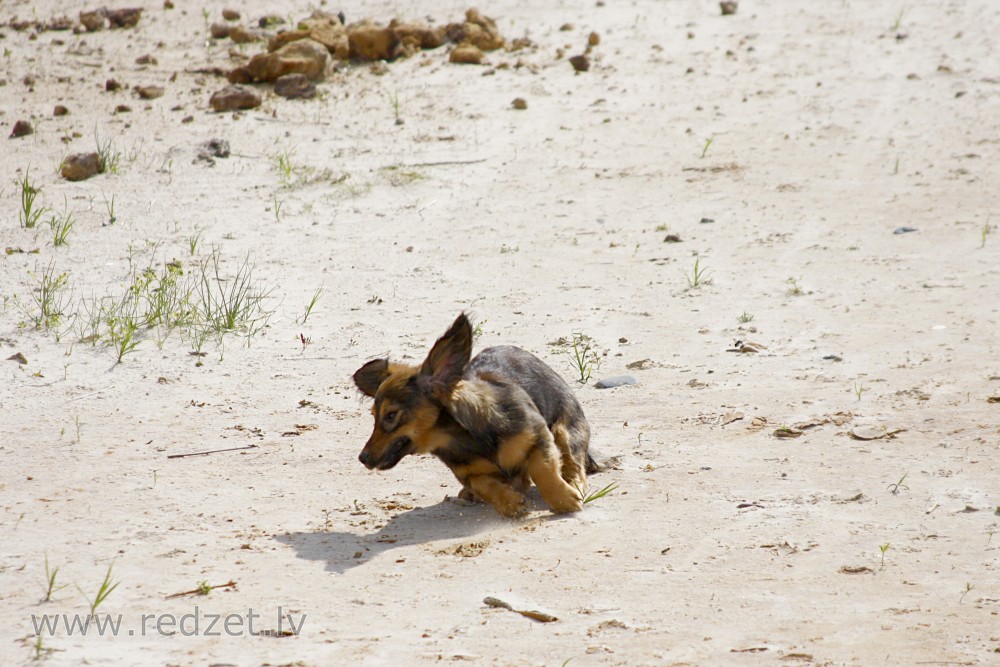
[893,227,918,234]
[595,375,638,389]
[9,120,33,138]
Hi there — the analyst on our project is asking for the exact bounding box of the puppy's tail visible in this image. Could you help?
[585,453,602,474]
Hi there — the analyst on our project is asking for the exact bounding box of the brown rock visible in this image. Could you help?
[348,20,400,61]
[106,7,142,28]
[135,53,158,65]
[9,120,33,138]
[298,11,350,59]
[115,104,132,113]
[79,8,108,31]
[61,152,102,181]
[720,1,738,15]
[445,9,504,51]
[247,38,329,81]
[511,97,527,110]
[229,25,263,43]
[588,31,601,46]
[209,85,261,112]
[105,78,122,91]
[222,8,240,21]
[53,105,69,116]
[135,85,164,99]
[391,20,446,50]
[227,67,253,84]
[569,54,590,72]
[210,22,231,39]
[274,73,316,99]
[269,29,311,51]
[450,44,485,65]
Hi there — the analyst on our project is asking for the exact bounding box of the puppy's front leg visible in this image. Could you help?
[465,474,527,518]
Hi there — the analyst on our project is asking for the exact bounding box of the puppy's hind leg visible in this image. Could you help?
[524,428,583,514]
[551,420,587,491]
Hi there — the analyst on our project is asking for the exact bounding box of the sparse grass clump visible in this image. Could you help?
[686,256,711,288]
[17,168,47,229]
[555,332,599,383]
[78,562,119,617]
[27,261,72,330]
[74,249,274,364]
[43,554,68,602]
[48,201,76,247]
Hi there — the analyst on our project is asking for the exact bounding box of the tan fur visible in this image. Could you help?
[497,429,537,471]
[526,433,583,514]
[447,380,508,434]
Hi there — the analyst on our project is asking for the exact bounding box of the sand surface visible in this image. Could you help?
[2,0,1000,665]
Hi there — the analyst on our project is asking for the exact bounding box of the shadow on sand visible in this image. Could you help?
[274,496,552,574]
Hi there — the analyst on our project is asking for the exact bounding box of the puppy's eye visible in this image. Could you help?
[382,411,399,429]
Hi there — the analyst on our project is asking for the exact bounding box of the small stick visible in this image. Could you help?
[483,597,558,622]
[167,445,258,459]
[166,580,237,599]
[399,159,488,168]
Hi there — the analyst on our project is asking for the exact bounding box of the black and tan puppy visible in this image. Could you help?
[353,313,596,517]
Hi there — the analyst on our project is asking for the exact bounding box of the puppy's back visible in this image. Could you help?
[467,346,584,428]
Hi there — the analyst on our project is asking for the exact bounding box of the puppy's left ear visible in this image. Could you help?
[353,358,390,397]
[418,313,472,400]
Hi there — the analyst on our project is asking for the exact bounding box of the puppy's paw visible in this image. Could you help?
[492,492,528,519]
[547,485,584,514]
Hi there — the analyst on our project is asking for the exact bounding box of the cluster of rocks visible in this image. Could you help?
[1,6,142,33]
[78,7,143,32]
[208,8,513,112]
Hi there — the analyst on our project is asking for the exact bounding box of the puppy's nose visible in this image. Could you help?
[358,450,369,467]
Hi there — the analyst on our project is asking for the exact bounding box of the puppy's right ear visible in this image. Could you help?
[353,358,389,397]
[418,313,473,401]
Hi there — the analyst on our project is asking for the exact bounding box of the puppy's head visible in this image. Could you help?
[353,313,473,470]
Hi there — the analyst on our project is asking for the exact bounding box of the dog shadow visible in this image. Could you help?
[275,496,552,574]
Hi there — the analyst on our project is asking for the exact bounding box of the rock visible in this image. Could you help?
[135,85,164,99]
[511,97,527,110]
[569,54,590,72]
[246,38,328,82]
[274,73,316,99]
[196,138,231,164]
[893,226,918,234]
[210,22,231,39]
[347,20,399,61]
[135,54,158,65]
[115,104,132,113]
[226,66,253,84]
[449,44,485,65]
[720,1,738,15]
[9,120,33,138]
[201,138,230,158]
[392,20,446,51]
[595,375,638,389]
[222,8,240,21]
[61,152,102,181]
[79,9,107,31]
[229,25,263,43]
[209,85,261,112]
[53,105,69,116]
[105,78,122,91]
[445,9,504,51]
[106,7,142,28]
[588,31,601,46]
[298,10,350,58]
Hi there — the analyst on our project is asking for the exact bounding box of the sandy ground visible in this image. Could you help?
[2,0,1000,665]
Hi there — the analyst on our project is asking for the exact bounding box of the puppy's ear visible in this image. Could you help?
[353,358,390,397]
[418,313,473,400]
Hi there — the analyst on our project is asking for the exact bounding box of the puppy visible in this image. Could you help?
[353,313,597,517]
